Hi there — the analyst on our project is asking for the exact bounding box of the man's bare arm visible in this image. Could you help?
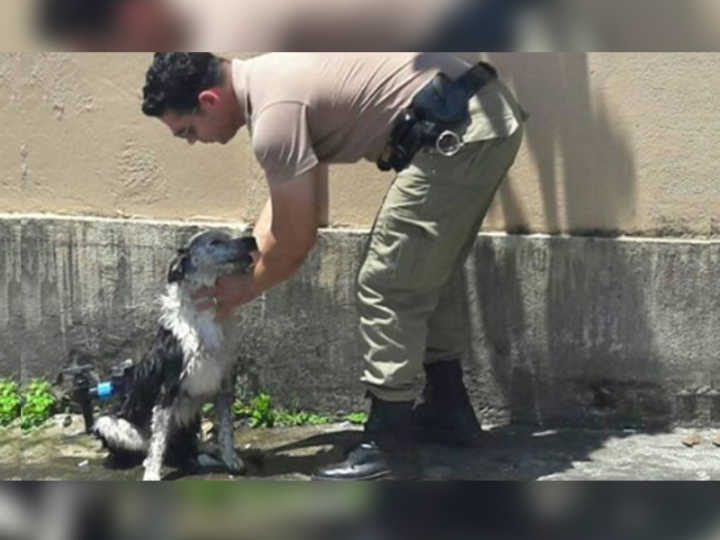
[255,162,327,237]
[193,164,327,316]
[251,163,325,292]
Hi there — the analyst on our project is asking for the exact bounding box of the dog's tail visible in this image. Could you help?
[93,416,148,453]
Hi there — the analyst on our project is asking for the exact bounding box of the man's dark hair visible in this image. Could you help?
[142,53,225,117]
[36,0,118,38]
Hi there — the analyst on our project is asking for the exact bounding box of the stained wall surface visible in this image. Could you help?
[3,215,720,426]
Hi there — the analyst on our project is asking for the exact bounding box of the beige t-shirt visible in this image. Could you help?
[232,53,522,183]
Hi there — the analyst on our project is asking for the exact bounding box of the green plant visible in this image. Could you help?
[21,380,56,431]
[343,412,368,425]
[201,403,215,417]
[232,400,252,418]
[0,380,21,426]
[247,392,276,428]
[275,409,332,427]
[232,392,333,428]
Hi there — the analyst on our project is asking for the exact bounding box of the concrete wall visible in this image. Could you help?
[2,53,720,427]
[3,214,720,427]
[1,52,719,235]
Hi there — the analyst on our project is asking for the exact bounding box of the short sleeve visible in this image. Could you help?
[251,102,319,183]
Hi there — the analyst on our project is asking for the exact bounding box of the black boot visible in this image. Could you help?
[312,396,419,481]
[413,359,486,446]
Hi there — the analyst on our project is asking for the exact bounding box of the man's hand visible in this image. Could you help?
[192,163,327,320]
[191,273,260,320]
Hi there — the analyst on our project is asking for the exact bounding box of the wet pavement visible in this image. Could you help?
[3,415,720,480]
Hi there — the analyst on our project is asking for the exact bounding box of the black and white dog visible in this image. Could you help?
[93,230,258,481]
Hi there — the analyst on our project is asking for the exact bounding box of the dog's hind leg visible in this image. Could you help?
[142,405,172,481]
[215,374,245,475]
[165,418,201,471]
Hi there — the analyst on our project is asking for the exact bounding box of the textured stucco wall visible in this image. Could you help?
[1,52,719,236]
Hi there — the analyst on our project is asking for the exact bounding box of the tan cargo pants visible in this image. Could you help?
[358,126,523,402]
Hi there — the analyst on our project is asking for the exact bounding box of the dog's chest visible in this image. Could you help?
[181,347,233,398]
[159,287,238,398]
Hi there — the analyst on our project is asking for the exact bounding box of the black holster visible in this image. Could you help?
[377,62,497,173]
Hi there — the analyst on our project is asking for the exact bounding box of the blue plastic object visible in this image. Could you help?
[96,382,114,399]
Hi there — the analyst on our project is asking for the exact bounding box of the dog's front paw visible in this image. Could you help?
[142,470,162,481]
[142,457,163,481]
[222,452,246,476]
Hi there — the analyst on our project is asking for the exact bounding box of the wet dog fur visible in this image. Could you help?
[93,230,257,480]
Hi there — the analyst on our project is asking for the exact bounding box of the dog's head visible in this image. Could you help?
[168,231,258,285]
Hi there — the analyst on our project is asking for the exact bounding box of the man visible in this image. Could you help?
[142,52,525,480]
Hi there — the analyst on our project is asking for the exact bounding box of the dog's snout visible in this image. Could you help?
[240,236,258,253]
[229,236,259,269]
[230,237,259,257]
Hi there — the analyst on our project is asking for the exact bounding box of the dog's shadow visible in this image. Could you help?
[167,424,666,481]
[111,422,657,481]
[163,429,363,481]
[247,429,363,478]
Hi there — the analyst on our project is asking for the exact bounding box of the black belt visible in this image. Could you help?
[377,62,497,173]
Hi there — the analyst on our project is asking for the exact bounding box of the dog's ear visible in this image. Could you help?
[168,251,188,283]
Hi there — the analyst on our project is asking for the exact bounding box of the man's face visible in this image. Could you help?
[161,102,240,146]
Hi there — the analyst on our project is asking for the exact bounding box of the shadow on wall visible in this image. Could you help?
[488,52,637,235]
[463,235,670,429]
[457,53,666,430]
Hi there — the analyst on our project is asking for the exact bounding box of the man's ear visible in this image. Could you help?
[198,89,221,110]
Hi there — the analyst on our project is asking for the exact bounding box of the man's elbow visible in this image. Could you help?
[284,230,317,270]
[295,231,318,261]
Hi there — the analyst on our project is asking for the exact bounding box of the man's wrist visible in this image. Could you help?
[250,258,280,295]
[252,252,301,292]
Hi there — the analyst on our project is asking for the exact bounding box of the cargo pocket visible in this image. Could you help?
[370,211,448,292]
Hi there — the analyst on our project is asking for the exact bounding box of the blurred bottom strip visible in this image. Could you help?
[1,483,719,540]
